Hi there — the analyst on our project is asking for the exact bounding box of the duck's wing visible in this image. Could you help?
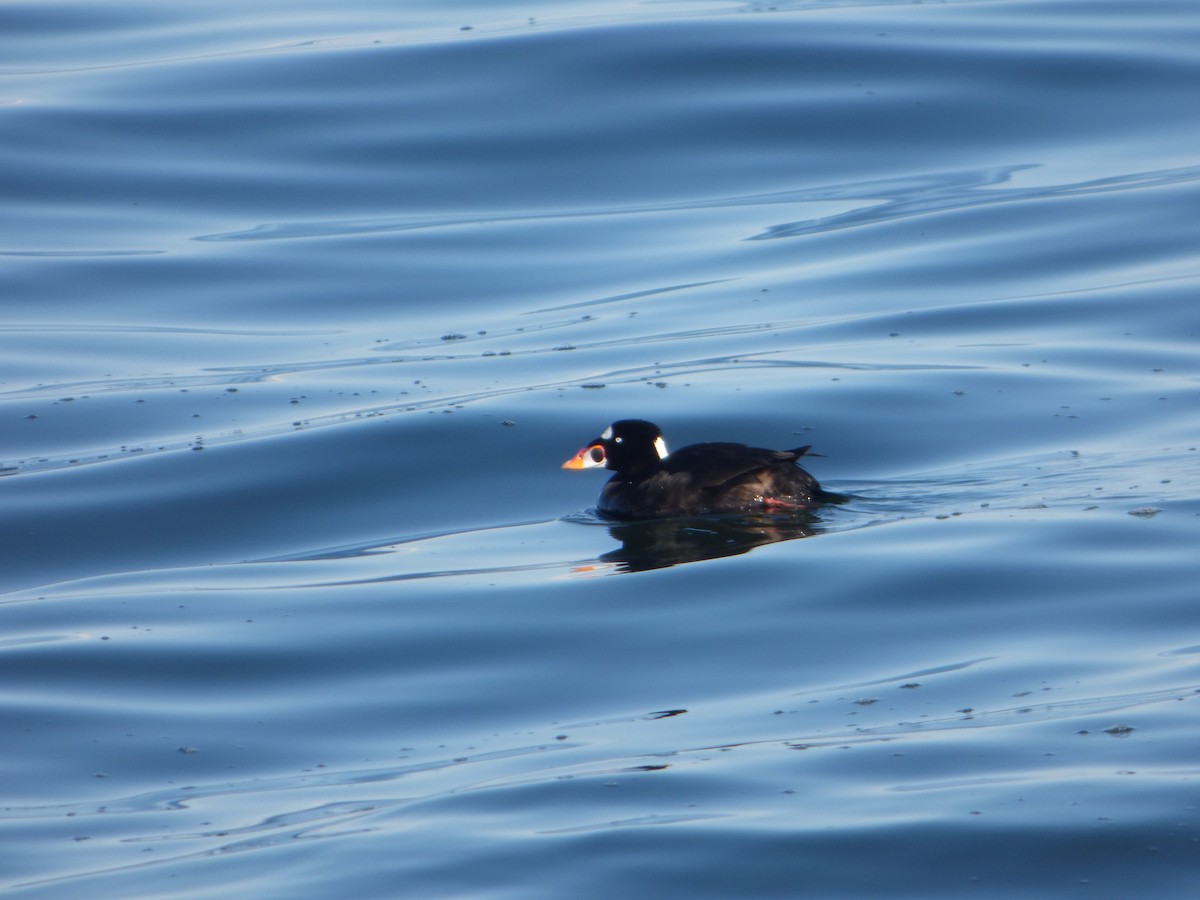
[661,442,809,489]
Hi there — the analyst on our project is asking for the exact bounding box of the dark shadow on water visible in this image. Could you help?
[596,511,830,573]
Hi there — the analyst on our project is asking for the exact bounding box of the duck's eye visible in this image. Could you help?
[614,436,623,444]
[589,446,605,463]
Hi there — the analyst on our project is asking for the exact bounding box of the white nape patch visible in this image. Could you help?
[654,436,669,459]
[600,425,613,440]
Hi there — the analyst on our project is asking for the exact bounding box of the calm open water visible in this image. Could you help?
[2,1,1199,896]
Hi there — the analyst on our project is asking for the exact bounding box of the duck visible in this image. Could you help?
[562,419,838,520]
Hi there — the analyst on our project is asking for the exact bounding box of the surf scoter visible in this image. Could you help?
[562,419,837,520]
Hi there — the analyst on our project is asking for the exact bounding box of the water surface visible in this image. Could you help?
[2,0,1198,896]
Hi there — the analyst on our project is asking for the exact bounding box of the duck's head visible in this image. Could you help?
[561,419,669,473]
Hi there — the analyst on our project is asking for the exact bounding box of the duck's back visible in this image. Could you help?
[599,441,823,519]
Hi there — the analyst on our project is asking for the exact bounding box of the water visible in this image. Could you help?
[2,0,1199,896]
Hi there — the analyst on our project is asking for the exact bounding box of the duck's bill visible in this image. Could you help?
[562,444,606,470]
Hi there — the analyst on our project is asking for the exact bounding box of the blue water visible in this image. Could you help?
[3,0,1199,896]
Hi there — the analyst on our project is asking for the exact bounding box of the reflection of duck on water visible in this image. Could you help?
[598,513,827,573]
[563,419,844,520]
